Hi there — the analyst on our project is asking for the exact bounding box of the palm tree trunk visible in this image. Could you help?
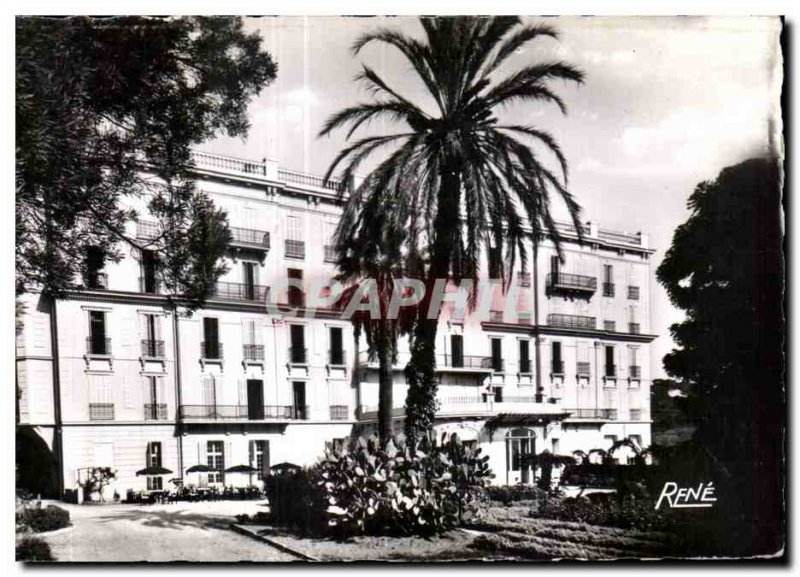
[377,321,394,444]
[404,156,461,446]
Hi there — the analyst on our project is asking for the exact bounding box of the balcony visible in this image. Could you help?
[551,360,564,375]
[285,239,305,259]
[141,339,165,358]
[328,349,346,366]
[243,344,265,361]
[519,359,532,374]
[330,405,349,420]
[604,365,617,378]
[546,272,597,295]
[629,409,643,421]
[565,408,617,421]
[547,313,596,330]
[602,283,616,297]
[139,275,160,295]
[289,346,308,365]
[576,361,591,376]
[211,281,269,302]
[86,337,112,356]
[144,403,168,421]
[358,396,565,421]
[178,405,309,421]
[136,220,160,240]
[628,286,640,300]
[629,365,641,379]
[489,310,504,323]
[438,354,494,372]
[324,245,337,263]
[517,272,532,288]
[628,322,641,334]
[201,341,223,360]
[89,403,115,421]
[230,226,270,250]
[604,320,616,332]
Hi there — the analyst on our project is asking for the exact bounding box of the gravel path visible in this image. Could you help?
[38,500,298,562]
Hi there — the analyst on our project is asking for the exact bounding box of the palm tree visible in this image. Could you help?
[321,17,584,446]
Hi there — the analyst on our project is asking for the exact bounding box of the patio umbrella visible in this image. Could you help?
[135,466,173,476]
[186,464,212,473]
[224,464,258,474]
[269,462,301,475]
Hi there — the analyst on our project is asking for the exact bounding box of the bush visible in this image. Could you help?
[16,536,54,562]
[485,485,550,504]
[16,504,71,533]
[530,494,675,533]
[264,433,493,536]
[234,511,271,525]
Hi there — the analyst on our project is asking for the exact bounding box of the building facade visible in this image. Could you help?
[16,151,657,498]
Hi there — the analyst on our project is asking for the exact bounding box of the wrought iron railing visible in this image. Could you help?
[519,358,532,374]
[517,272,532,287]
[628,286,640,300]
[178,404,309,421]
[211,281,269,302]
[289,346,308,364]
[136,221,160,240]
[603,282,616,297]
[141,339,165,358]
[547,314,596,330]
[551,360,564,374]
[576,361,591,376]
[86,337,112,356]
[230,226,270,249]
[489,310,504,323]
[329,405,349,420]
[144,403,168,420]
[438,354,494,370]
[604,320,617,332]
[605,364,617,378]
[323,245,337,263]
[546,272,597,292]
[278,167,348,193]
[565,408,617,420]
[328,349,346,366]
[243,344,265,361]
[629,365,642,379]
[85,272,108,290]
[629,409,643,421]
[89,403,115,420]
[628,322,641,334]
[491,358,505,373]
[201,341,223,360]
[285,239,306,259]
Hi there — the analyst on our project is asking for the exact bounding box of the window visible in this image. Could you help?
[604,320,616,332]
[551,341,563,374]
[488,246,502,278]
[552,439,560,454]
[450,334,464,368]
[628,346,640,381]
[144,376,166,420]
[202,317,221,359]
[243,319,263,361]
[289,325,306,363]
[603,264,615,297]
[250,440,270,480]
[576,342,590,376]
[141,249,158,294]
[506,428,535,474]
[292,382,307,419]
[85,246,106,289]
[243,262,258,300]
[329,326,344,365]
[519,340,531,374]
[628,305,640,334]
[88,310,109,355]
[604,435,618,448]
[604,345,616,377]
[141,314,162,357]
[207,441,225,484]
[490,338,503,372]
[285,215,305,258]
[550,255,560,275]
[287,268,304,307]
[323,221,337,263]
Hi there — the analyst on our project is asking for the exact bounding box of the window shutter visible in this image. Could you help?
[238,378,247,407]
[123,375,136,409]
[157,376,166,406]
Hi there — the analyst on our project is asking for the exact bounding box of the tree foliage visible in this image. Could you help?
[16,16,277,307]
[656,156,784,552]
[321,17,583,444]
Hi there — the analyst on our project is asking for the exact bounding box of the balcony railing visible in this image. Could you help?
[489,310,504,323]
[211,281,269,302]
[491,358,505,373]
[243,344,265,361]
[230,226,270,250]
[519,358,532,374]
[328,349,346,366]
[86,337,112,356]
[576,361,591,376]
[201,341,223,360]
[629,365,641,379]
[139,275,160,294]
[547,314,596,330]
[179,405,310,421]
[629,409,643,421]
[517,272,532,287]
[144,403,168,421]
[628,286,640,300]
[565,408,617,420]
[330,405,349,420]
[551,360,564,374]
[285,239,306,259]
[605,365,617,378]
[278,167,349,193]
[438,354,494,370]
[628,322,641,334]
[136,221,160,240]
[323,245,337,263]
[141,339,165,358]
[546,272,597,294]
[289,346,308,364]
[604,320,616,332]
[603,283,616,297]
[89,403,115,420]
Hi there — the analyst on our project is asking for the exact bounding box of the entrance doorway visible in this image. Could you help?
[506,428,536,484]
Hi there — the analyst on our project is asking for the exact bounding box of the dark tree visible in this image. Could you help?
[16,16,277,307]
[320,17,583,445]
[657,157,784,554]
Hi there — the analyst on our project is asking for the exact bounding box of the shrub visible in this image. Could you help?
[234,511,271,525]
[484,485,550,504]
[530,494,675,533]
[77,467,116,502]
[16,504,71,533]
[16,536,54,562]
[264,433,493,536]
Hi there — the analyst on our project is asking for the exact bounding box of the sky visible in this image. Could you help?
[204,16,783,379]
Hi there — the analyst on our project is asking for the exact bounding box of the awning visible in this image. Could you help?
[136,466,173,476]
[486,412,569,428]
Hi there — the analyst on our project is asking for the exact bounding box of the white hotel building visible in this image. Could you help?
[16,151,657,497]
